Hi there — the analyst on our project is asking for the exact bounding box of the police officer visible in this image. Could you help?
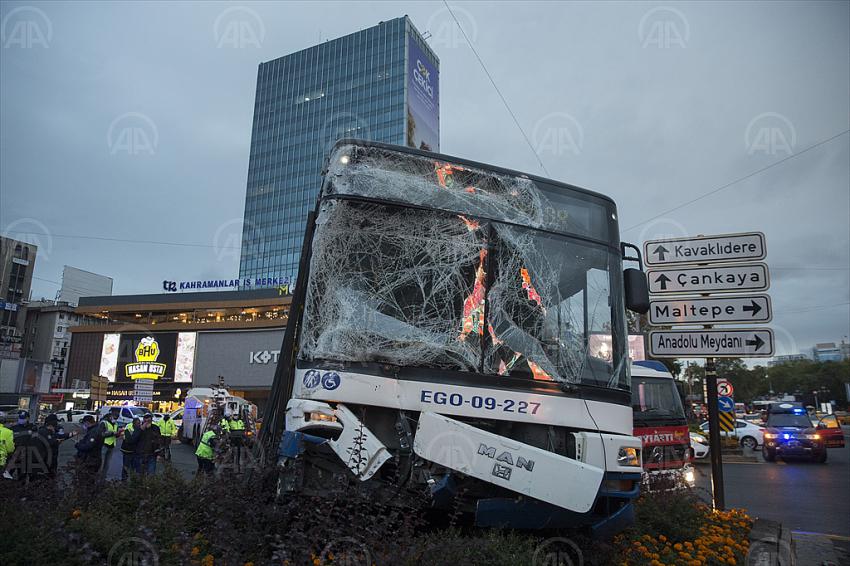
[99,408,120,479]
[0,412,15,479]
[195,425,220,477]
[10,410,38,481]
[228,412,246,471]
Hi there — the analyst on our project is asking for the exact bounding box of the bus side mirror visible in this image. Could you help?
[624,268,650,314]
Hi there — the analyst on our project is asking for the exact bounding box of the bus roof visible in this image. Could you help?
[322,140,619,247]
[326,139,617,206]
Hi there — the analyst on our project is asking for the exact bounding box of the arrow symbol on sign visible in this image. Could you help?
[742,300,762,317]
[653,245,669,261]
[745,335,765,351]
[654,273,671,290]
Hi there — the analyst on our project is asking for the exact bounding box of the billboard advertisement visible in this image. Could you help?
[406,36,439,152]
[100,332,196,383]
[194,329,284,389]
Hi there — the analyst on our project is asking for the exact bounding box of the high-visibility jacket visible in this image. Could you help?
[229,419,245,432]
[195,430,217,460]
[103,420,118,447]
[156,419,177,438]
[0,423,14,467]
[220,419,231,432]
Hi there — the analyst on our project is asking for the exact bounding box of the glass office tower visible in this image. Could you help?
[239,16,440,284]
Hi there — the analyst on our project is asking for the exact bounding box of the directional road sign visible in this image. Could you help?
[647,263,770,295]
[718,411,735,432]
[718,396,735,413]
[717,380,734,397]
[644,232,766,266]
[648,294,772,325]
[648,328,775,358]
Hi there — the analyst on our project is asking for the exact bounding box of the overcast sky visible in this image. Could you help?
[1,1,848,357]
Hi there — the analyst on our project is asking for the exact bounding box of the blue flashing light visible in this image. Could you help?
[783,434,790,440]
[793,408,805,414]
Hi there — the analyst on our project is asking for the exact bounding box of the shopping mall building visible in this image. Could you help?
[66,288,290,414]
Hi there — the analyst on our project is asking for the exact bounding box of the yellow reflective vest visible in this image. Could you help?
[103,420,118,447]
[0,424,14,467]
[195,430,216,460]
[229,419,245,432]
[156,419,177,438]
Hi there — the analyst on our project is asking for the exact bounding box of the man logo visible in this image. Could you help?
[477,443,535,482]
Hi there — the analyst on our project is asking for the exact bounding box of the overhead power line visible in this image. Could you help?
[2,230,240,250]
[442,1,550,177]
[623,129,850,233]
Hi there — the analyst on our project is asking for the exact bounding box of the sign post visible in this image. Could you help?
[704,358,725,510]
[644,231,773,512]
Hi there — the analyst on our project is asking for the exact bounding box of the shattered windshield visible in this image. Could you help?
[298,144,628,390]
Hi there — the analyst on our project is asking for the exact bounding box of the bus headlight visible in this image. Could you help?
[684,467,696,485]
[618,447,640,467]
[307,412,338,423]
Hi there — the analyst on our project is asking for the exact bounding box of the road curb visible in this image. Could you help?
[748,518,794,565]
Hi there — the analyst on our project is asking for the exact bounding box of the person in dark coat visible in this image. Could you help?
[36,413,72,478]
[128,413,161,476]
[75,415,103,476]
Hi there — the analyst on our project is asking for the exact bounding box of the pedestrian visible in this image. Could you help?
[120,417,140,479]
[98,408,120,479]
[36,414,73,479]
[128,413,161,476]
[74,415,103,478]
[195,425,220,477]
[9,410,38,481]
[1,412,15,479]
[228,412,246,472]
[155,414,176,462]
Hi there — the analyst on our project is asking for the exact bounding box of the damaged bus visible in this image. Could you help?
[263,140,650,534]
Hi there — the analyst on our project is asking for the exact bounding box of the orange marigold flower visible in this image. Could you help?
[201,555,214,566]
[191,547,201,557]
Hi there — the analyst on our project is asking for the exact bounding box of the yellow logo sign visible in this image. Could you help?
[126,336,166,380]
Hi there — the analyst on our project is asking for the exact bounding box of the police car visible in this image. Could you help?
[762,403,843,463]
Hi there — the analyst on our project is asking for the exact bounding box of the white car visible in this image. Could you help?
[699,419,765,449]
[690,431,709,459]
[97,405,148,427]
[170,408,183,429]
[59,410,99,423]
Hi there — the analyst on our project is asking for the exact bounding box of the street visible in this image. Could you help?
[694,426,850,558]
